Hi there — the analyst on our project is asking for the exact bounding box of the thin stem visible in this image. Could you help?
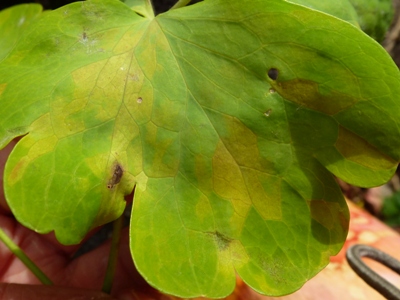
[170,0,191,10]
[0,228,53,285]
[102,214,124,294]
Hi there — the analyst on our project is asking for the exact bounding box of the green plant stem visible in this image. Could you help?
[0,228,53,285]
[170,0,191,10]
[102,214,124,294]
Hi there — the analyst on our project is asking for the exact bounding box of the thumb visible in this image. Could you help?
[0,283,115,300]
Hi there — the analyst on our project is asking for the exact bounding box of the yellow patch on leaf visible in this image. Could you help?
[242,169,282,220]
[335,126,396,170]
[272,78,358,115]
[212,141,251,220]
[0,83,7,96]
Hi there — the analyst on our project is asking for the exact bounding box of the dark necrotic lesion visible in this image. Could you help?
[107,163,123,189]
[267,68,279,80]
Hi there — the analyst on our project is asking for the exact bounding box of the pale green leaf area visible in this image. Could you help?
[1,0,400,297]
[121,0,154,19]
[348,0,394,42]
[286,0,359,26]
[0,3,43,61]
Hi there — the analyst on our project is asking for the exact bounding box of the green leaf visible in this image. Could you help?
[0,4,42,61]
[285,0,394,42]
[1,0,400,297]
[286,0,359,26]
[121,0,154,19]
[382,192,400,226]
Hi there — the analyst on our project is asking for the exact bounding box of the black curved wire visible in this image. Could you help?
[346,244,400,300]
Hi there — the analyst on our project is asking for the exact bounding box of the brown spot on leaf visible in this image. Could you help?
[271,78,358,115]
[214,231,231,250]
[107,163,123,189]
[335,126,396,169]
[80,29,88,43]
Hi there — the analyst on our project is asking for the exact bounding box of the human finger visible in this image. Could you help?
[0,283,115,300]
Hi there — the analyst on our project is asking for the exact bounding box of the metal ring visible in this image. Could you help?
[346,244,400,300]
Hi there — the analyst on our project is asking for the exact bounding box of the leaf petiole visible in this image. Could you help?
[170,0,191,10]
[0,228,53,285]
[101,213,124,294]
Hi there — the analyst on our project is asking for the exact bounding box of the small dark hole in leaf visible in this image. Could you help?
[268,68,279,80]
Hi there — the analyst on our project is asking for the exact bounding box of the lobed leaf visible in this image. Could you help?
[1,0,400,297]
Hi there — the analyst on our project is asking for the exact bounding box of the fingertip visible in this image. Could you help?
[0,283,116,300]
